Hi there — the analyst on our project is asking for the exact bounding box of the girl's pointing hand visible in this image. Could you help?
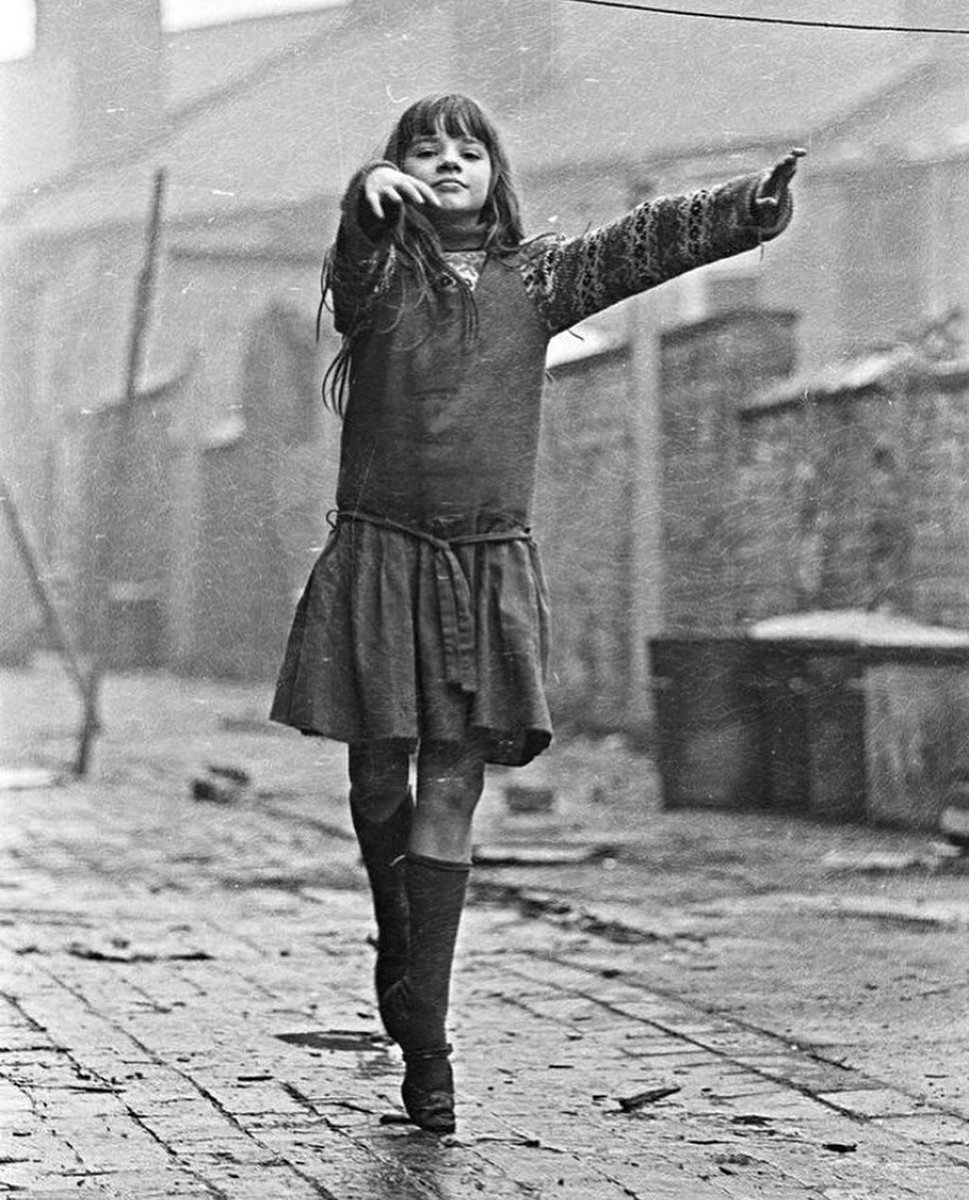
[754,147,805,217]
[364,164,442,218]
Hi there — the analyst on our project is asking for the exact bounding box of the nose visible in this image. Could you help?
[437,154,460,173]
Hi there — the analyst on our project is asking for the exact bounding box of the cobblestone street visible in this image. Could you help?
[2,662,969,1197]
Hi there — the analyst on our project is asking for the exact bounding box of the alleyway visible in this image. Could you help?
[2,661,968,1197]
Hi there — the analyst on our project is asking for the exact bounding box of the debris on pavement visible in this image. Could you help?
[713,1151,759,1172]
[66,939,213,964]
[616,1084,682,1111]
[468,1131,573,1154]
[191,762,252,804]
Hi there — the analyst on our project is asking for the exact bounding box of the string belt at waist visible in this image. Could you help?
[333,510,532,693]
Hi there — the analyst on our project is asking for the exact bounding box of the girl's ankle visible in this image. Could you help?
[379,979,447,1053]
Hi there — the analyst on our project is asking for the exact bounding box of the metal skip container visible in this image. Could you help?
[750,610,969,829]
[651,612,969,828]
[649,633,768,811]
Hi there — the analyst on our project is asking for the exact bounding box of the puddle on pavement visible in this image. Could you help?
[277,1028,397,1079]
[276,1029,388,1052]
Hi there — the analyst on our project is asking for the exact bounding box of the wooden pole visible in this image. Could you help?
[123,170,167,406]
[85,168,168,771]
[624,290,664,741]
[0,470,101,773]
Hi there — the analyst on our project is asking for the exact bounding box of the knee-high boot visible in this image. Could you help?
[351,791,413,1001]
[379,852,470,1134]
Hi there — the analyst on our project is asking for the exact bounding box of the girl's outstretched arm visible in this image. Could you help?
[522,152,800,335]
[323,164,417,335]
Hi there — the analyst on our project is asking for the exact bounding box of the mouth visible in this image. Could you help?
[434,180,467,190]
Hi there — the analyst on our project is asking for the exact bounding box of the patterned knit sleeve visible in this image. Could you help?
[519,172,791,335]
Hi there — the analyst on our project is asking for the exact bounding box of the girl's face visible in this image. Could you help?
[402,127,492,219]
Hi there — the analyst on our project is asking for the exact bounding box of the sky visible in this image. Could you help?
[0,0,345,61]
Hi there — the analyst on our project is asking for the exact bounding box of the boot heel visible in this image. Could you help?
[401,1047,454,1134]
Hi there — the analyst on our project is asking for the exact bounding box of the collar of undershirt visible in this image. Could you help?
[434,219,489,252]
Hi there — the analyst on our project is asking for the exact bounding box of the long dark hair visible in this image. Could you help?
[321,94,524,413]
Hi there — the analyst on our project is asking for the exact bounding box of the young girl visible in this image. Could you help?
[271,93,799,1133]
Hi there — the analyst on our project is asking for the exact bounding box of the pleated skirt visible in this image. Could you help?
[269,517,553,766]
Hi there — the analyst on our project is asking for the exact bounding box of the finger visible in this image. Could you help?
[777,149,805,181]
[366,188,385,219]
[396,179,426,205]
[399,177,441,207]
[761,158,795,200]
[371,181,407,217]
[413,180,442,206]
[775,161,796,188]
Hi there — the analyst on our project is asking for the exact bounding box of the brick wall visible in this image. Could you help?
[733,353,969,628]
[534,345,635,731]
[905,371,969,627]
[658,310,799,630]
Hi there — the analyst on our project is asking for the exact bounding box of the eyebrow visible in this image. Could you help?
[408,133,486,149]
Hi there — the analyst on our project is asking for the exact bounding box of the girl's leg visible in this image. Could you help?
[380,738,485,1133]
[347,741,413,1000]
[411,737,486,862]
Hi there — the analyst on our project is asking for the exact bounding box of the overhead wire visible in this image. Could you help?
[562,0,969,36]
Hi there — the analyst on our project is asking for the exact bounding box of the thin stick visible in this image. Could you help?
[85,169,168,772]
[123,170,167,405]
[0,470,100,773]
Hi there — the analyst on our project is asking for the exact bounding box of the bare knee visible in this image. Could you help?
[411,740,486,860]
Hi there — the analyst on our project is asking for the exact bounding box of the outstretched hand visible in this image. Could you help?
[364,164,441,218]
[755,147,806,217]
